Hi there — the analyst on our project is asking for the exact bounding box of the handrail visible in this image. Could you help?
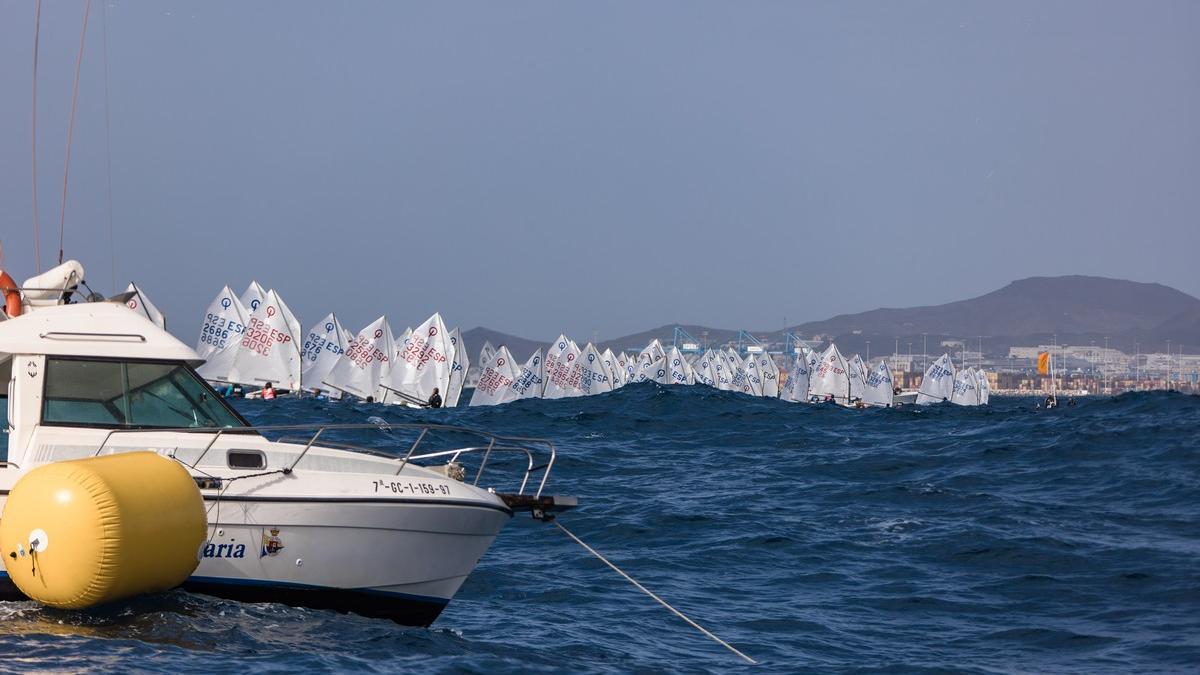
[190,429,226,468]
[287,426,324,473]
[38,331,146,342]
[473,437,495,487]
[92,428,118,457]
[393,427,428,476]
[87,421,558,497]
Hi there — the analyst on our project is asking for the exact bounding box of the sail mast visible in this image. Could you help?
[1051,351,1057,398]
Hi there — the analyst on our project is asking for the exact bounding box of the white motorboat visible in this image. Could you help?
[0,266,574,625]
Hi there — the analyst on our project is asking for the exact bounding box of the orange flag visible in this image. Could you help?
[1037,352,1049,375]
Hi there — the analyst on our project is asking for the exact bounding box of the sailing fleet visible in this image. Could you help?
[466,337,990,408]
[196,283,464,406]
[191,281,991,409]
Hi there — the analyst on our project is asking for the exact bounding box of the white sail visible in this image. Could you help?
[601,348,622,389]
[864,360,895,407]
[666,346,691,385]
[300,313,347,394]
[469,346,518,407]
[951,367,981,406]
[654,345,673,385]
[324,316,395,400]
[915,353,956,405]
[757,353,780,398]
[684,353,700,379]
[728,349,749,393]
[847,354,868,402]
[976,370,991,405]
[240,281,267,316]
[704,350,723,387]
[634,339,668,384]
[742,354,764,396]
[783,353,811,402]
[478,341,496,370]
[510,348,545,400]
[124,282,165,329]
[811,344,851,404]
[271,290,303,349]
[196,286,249,364]
[617,353,630,387]
[226,290,302,390]
[693,350,717,387]
[579,343,614,396]
[632,342,653,383]
[502,346,523,381]
[543,336,583,398]
[623,352,638,384]
[377,327,413,403]
[713,350,734,391]
[384,313,454,405]
[445,327,469,407]
[542,335,570,395]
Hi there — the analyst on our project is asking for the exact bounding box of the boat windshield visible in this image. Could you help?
[41,357,249,430]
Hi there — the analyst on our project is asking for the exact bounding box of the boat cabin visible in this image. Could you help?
[1,301,250,467]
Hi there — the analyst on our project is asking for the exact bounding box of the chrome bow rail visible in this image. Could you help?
[91,422,558,498]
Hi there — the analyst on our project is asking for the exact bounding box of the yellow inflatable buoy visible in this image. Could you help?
[0,452,207,609]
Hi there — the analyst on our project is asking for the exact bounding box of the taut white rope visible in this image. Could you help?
[554,520,757,665]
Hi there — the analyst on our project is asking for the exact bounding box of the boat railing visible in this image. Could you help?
[90,422,557,498]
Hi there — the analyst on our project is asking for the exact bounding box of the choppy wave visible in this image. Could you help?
[2,387,1198,673]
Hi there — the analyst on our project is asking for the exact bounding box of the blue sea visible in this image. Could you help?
[1,386,1198,673]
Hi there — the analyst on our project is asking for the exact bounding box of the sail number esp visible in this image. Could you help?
[373,479,451,496]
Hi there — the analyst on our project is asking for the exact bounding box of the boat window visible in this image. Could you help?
[227,449,266,470]
[42,357,249,430]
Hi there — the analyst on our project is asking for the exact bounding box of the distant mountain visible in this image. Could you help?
[1125,306,1200,351]
[463,276,1200,359]
[791,276,1200,340]
[461,327,546,364]
[791,276,1200,355]
[596,324,742,354]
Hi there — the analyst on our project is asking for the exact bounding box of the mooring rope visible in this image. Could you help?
[170,454,289,546]
[553,520,758,665]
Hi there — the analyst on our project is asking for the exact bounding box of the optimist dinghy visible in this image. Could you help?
[0,268,574,625]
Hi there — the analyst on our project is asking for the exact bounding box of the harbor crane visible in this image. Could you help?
[737,330,767,355]
[673,326,704,353]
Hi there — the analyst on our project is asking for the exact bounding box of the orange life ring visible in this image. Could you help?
[0,270,21,318]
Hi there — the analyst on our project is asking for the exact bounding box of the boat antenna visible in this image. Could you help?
[58,0,93,266]
[100,0,116,292]
[31,0,44,273]
[553,520,758,665]
[78,279,105,303]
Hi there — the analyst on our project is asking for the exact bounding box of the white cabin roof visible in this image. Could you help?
[0,302,201,364]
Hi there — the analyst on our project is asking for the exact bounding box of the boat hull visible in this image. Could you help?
[0,492,511,626]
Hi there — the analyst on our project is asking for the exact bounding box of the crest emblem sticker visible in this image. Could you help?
[260,527,285,558]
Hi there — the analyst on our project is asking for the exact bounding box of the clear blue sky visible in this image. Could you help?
[2,1,1197,342]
